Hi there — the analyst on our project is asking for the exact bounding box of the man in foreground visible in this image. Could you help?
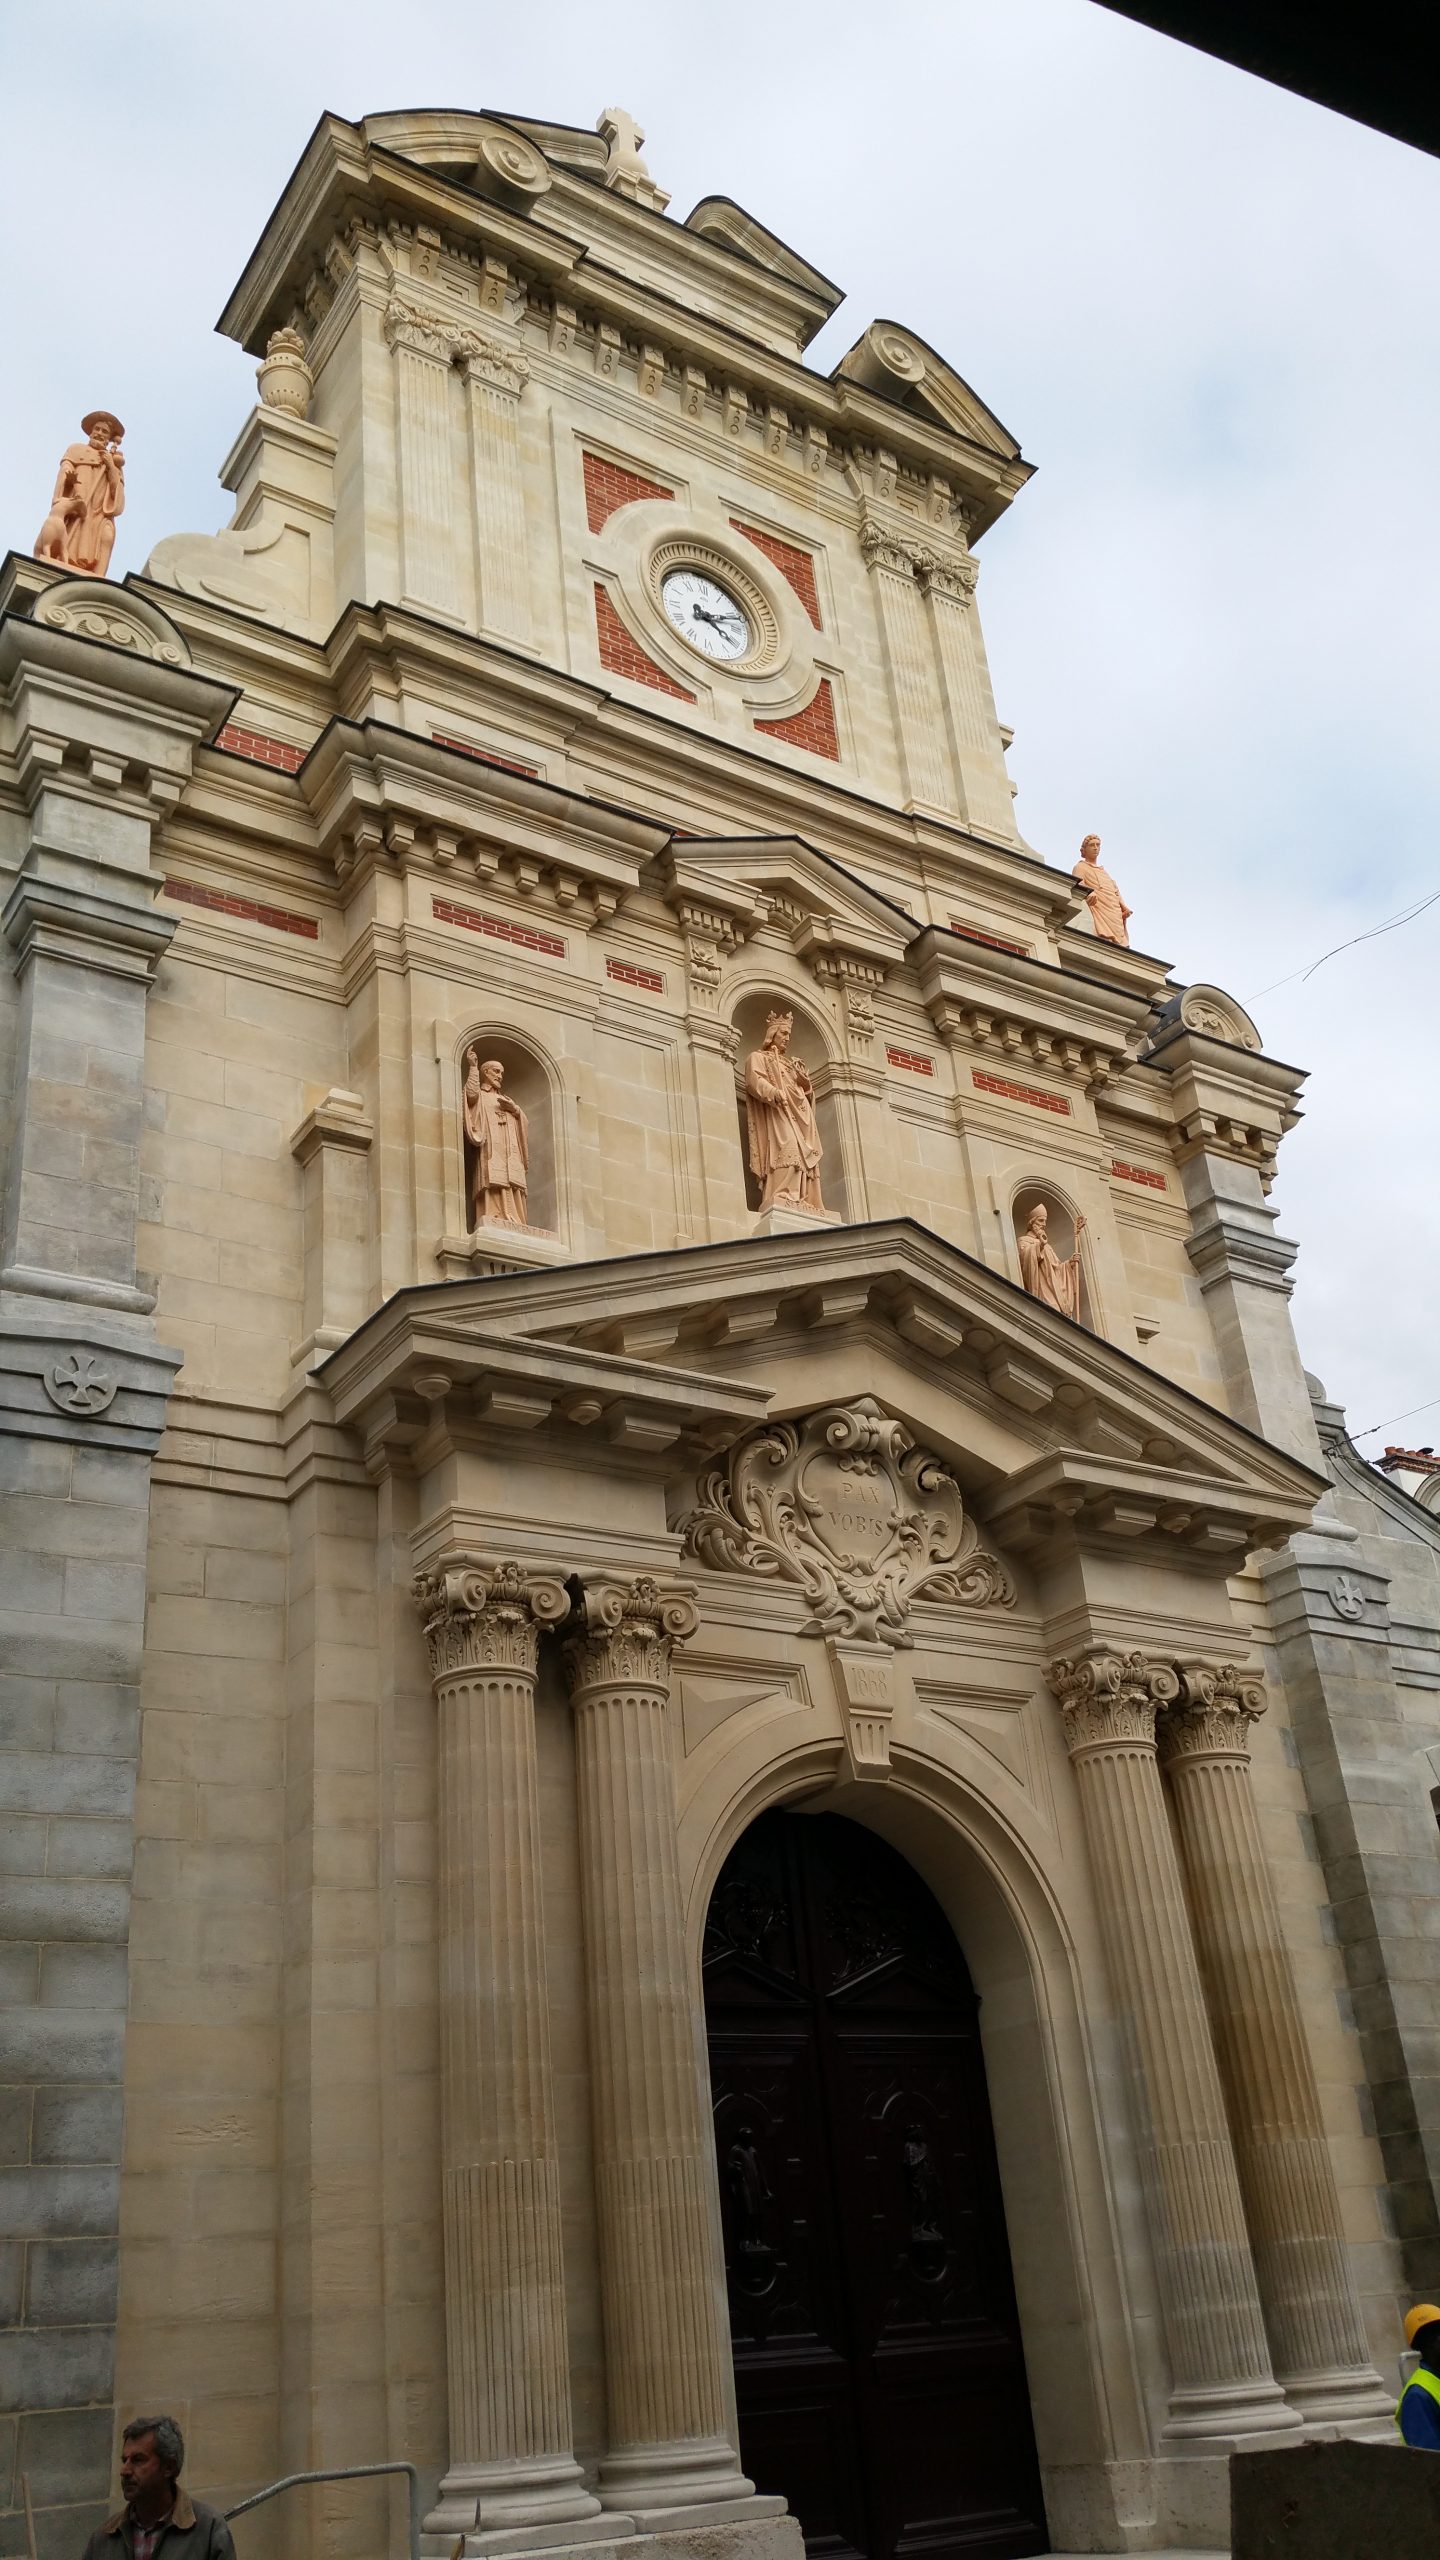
[82,2416,237,2560]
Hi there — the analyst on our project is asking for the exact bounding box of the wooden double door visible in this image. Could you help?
[704,1810,1047,2560]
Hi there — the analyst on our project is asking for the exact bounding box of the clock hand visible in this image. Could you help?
[691,604,744,630]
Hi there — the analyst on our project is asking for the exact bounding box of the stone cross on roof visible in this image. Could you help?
[597,106,670,212]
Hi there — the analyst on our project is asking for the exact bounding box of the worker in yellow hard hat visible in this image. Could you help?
[1397,2306,1440,2446]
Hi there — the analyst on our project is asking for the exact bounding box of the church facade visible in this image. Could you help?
[2,102,1435,2560]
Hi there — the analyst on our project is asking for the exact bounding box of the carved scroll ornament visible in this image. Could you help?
[678,1396,1014,1648]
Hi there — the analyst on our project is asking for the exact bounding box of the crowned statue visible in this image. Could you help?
[1071,833,1132,948]
[463,1052,529,1230]
[35,413,126,579]
[744,1011,826,1215]
[1018,1202,1086,1322]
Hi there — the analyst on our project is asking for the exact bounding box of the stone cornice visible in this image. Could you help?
[913,925,1161,1095]
[299,714,668,911]
[1143,1024,1305,1186]
[316,1301,771,1480]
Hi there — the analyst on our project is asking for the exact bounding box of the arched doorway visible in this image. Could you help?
[704,1808,1047,2560]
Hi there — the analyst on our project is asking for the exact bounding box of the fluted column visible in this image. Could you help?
[412,1558,602,2539]
[1048,1649,1296,2444]
[1160,1663,1392,2431]
[564,1576,758,2523]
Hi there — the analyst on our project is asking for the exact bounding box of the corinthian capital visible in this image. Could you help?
[562,1573,699,1701]
[383,296,460,361]
[458,333,531,396]
[918,552,979,608]
[1046,1647,1180,1755]
[858,512,926,579]
[411,1554,569,1683]
[1159,1660,1267,1764]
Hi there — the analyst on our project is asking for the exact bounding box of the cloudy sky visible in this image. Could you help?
[4,1,1436,1449]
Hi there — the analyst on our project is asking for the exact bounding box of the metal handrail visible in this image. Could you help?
[224,2461,422,2560]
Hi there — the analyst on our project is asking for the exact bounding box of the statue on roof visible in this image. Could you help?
[1072,834,1132,948]
[744,1011,826,1216]
[35,413,126,579]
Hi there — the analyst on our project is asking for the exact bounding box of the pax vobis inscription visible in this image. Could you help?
[678,1397,1014,1647]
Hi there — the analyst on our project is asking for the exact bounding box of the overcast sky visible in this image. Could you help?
[3,1,1436,1449]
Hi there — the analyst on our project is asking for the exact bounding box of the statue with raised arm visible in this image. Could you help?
[35,413,126,578]
[744,1011,826,1214]
[1071,833,1132,948]
[1018,1202,1086,1321]
[463,1051,529,1229]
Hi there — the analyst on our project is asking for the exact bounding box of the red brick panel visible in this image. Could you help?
[431,733,539,777]
[754,677,840,761]
[432,898,566,959]
[886,1046,935,1076]
[950,918,1030,957]
[163,878,319,940]
[583,451,674,533]
[1111,1159,1167,1191]
[606,957,666,994]
[729,520,822,627]
[594,585,696,701]
[215,724,305,774]
[971,1068,1071,1117]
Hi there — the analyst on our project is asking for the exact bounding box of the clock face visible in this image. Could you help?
[660,568,752,661]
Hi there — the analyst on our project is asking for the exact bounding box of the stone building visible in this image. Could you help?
[2,99,1436,2560]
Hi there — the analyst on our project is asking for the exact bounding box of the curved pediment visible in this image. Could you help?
[833,321,1021,463]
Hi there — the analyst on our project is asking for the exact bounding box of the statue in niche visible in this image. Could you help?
[1018,1201,1086,1321]
[744,1011,826,1215]
[35,413,126,578]
[1072,833,1132,947]
[462,1050,529,1230]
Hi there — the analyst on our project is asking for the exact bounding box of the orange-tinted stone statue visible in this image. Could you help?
[1018,1202,1086,1321]
[35,413,126,578]
[744,1010,826,1214]
[463,1051,529,1228]
[1072,833,1132,947]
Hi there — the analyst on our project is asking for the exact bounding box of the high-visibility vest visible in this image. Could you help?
[1397,2363,1440,2435]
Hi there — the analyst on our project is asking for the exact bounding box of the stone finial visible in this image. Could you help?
[256,328,313,420]
[596,107,670,212]
[34,413,126,579]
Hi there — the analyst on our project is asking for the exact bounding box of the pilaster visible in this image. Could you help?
[462,335,533,649]
[0,579,233,2560]
[385,299,470,626]
[289,1086,376,1370]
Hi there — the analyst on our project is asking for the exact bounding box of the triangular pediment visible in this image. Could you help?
[321,1222,1325,1576]
[834,321,1020,463]
[660,834,913,975]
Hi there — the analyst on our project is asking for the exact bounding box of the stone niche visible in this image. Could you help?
[459,1031,559,1236]
[731,987,849,1223]
[1012,1179,1093,1329]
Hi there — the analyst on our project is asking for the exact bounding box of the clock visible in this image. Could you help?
[660,567,753,662]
